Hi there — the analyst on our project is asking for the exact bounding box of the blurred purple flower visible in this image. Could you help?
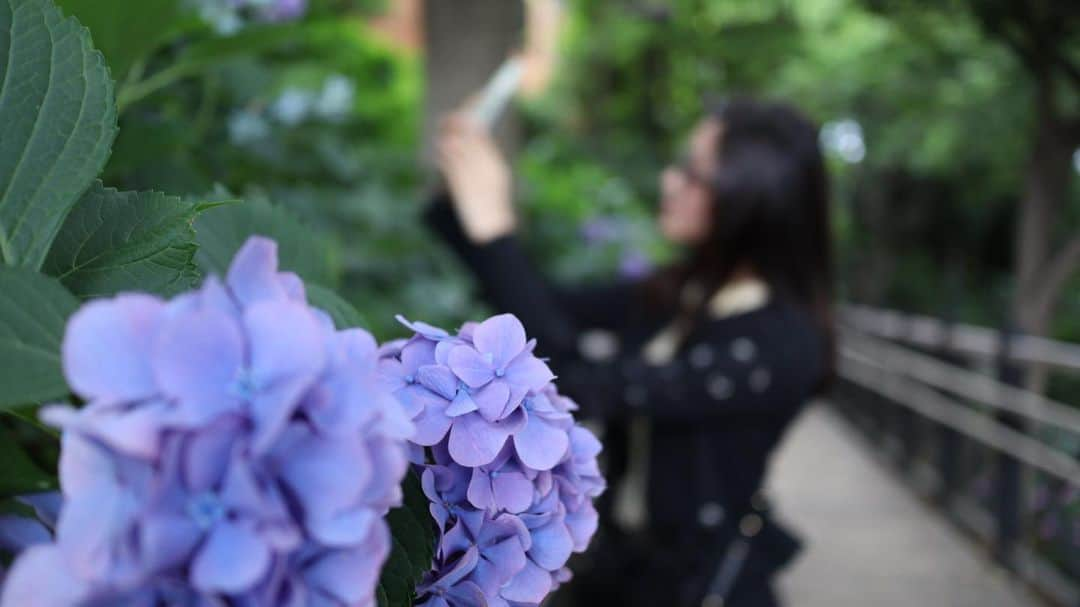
[259,0,307,21]
[0,237,411,607]
[579,216,621,245]
[618,249,652,279]
[192,0,307,34]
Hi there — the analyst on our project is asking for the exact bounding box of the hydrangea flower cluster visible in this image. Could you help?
[0,237,412,607]
[379,315,606,606]
[191,0,307,35]
[228,75,357,146]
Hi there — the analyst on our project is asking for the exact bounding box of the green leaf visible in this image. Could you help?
[194,198,341,288]
[2,404,59,438]
[0,425,57,497]
[0,0,118,269]
[0,268,78,409]
[306,284,367,330]
[378,470,436,607]
[56,0,189,79]
[43,182,208,298]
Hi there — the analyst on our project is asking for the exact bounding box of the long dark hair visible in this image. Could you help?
[651,97,834,384]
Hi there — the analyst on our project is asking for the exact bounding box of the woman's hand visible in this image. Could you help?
[437,113,516,244]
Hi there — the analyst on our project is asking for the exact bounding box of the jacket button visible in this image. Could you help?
[739,513,763,538]
[697,502,725,528]
[706,373,734,400]
[701,594,725,607]
[730,337,757,362]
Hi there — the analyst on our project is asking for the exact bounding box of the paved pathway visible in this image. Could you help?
[768,404,1040,607]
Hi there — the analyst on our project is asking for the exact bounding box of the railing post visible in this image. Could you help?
[937,315,961,508]
[994,321,1024,569]
[897,315,917,473]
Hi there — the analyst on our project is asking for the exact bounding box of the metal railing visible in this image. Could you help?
[833,305,1080,607]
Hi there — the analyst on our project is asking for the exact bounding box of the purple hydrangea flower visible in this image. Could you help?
[381,314,557,469]
[258,0,307,22]
[388,314,606,606]
[192,0,308,34]
[618,249,652,279]
[579,216,621,246]
[0,237,411,607]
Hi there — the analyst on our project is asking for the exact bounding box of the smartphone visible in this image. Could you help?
[468,56,524,129]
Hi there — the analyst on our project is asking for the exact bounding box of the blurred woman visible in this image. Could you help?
[426,97,833,607]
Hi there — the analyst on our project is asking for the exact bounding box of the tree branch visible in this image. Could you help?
[1032,233,1080,320]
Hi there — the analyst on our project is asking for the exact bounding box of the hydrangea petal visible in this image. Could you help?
[446,581,487,606]
[501,559,552,604]
[420,545,479,593]
[565,502,599,552]
[276,431,369,523]
[250,376,313,454]
[492,471,533,514]
[182,416,241,492]
[245,300,326,386]
[447,345,494,388]
[411,398,454,446]
[308,506,377,547]
[56,433,115,497]
[472,314,527,370]
[304,525,387,604]
[473,536,527,592]
[153,306,244,416]
[43,403,166,460]
[448,413,511,467]
[504,354,555,394]
[62,294,163,403]
[466,468,494,512]
[445,389,479,417]
[371,389,417,441]
[56,482,138,582]
[513,413,569,471]
[139,513,202,573]
[277,271,306,302]
[401,338,438,370]
[0,545,89,606]
[417,364,459,400]
[0,515,51,552]
[17,492,62,527]
[191,521,271,593]
[395,315,450,340]
[473,381,511,422]
[225,236,288,306]
[528,519,573,570]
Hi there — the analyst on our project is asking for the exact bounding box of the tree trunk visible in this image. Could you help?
[421,0,525,166]
[1011,96,1079,390]
[1013,113,1076,333]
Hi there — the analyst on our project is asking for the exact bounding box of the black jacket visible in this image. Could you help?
[424,195,825,533]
